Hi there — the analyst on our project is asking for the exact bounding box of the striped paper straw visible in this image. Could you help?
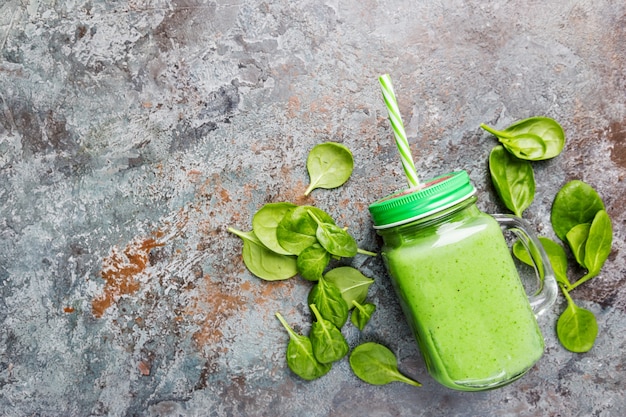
[378,74,420,188]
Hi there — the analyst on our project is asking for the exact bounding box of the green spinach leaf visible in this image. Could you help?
[481,116,565,160]
[351,300,376,330]
[551,180,605,241]
[296,243,330,281]
[276,206,336,255]
[566,223,590,268]
[539,237,571,288]
[512,240,533,266]
[305,142,354,195]
[513,237,571,288]
[556,289,598,353]
[275,312,332,380]
[489,145,535,216]
[252,202,297,255]
[309,304,349,364]
[324,266,374,308]
[307,276,349,329]
[349,342,421,386]
[227,228,297,281]
[500,133,547,160]
[568,210,613,291]
[308,210,358,257]
[584,210,613,276]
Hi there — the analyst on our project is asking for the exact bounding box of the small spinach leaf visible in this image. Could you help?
[499,133,547,160]
[513,237,571,288]
[551,180,605,241]
[296,243,330,281]
[583,210,613,277]
[307,276,349,329]
[351,300,376,330]
[227,228,297,281]
[568,210,613,291]
[489,145,535,217]
[275,312,332,380]
[539,237,571,288]
[276,206,336,255]
[556,289,598,353]
[349,342,421,386]
[252,202,297,255]
[324,266,374,308]
[309,304,349,364]
[481,116,565,160]
[308,210,358,258]
[566,223,591,268]
[512,240,533,266]
[305,142,354,195]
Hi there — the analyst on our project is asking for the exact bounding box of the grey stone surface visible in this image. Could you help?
[0,0,625,416]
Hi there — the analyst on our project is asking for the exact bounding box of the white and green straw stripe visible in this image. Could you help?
[378,74,420,188]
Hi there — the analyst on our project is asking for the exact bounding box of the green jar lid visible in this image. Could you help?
[368,171,476,229]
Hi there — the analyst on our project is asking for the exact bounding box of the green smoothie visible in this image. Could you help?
[380,206,544,390]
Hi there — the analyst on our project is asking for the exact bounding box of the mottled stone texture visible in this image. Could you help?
[0,0,624,416]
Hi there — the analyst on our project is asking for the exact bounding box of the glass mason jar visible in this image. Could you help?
[368,171,558,391]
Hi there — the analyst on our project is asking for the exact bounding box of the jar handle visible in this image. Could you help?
[492,214,558,316]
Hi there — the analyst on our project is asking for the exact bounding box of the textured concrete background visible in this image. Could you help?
[1,1,625,416]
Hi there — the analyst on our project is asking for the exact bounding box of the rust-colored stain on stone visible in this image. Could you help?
[287,95,301,118]
[219,188,231,203]
[253,278,298,308]
[188,273,248,348]
[187,267,298,350]
[92,237,165,318]
[138,361,151,376]
[608,119,626,169]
